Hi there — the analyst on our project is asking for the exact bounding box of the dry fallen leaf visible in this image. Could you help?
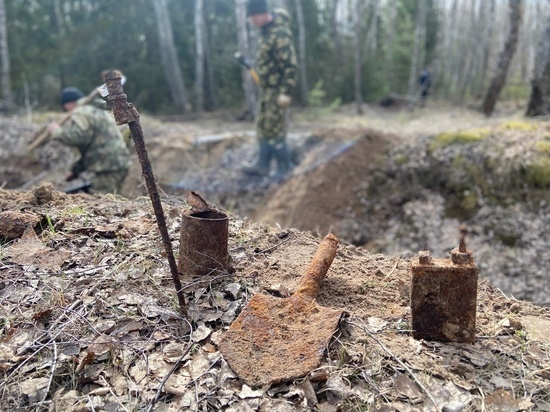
[5,225,70,270]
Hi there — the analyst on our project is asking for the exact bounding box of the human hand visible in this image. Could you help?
[47,122,60,133]
[276,94,291,108]
[65,172,77,181]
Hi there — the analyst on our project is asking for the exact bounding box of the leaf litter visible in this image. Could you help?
[0,185,548,411]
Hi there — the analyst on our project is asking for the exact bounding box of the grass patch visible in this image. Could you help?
[499,120,537,132]
[526,157,550,187]
[535,140,550,155]
[430,128,490,151]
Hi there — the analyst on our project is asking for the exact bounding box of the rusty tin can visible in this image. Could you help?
[178,208,229,278]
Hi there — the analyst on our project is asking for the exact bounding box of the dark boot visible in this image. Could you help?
[242,140,271,176]
[272,139,292,181]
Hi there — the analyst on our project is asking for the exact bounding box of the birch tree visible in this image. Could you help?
[362,0,381,63]
[0,0,12,105]
[476,0,496,98]
[203,18,218,110]
[330,0,346,73]
[235,0,256,119]
[295,0,309,105]
[385,0,398,88]
[481,0,523,116]
[353,0,365,114]
[153,0,189,113]
[195,0,205,112]
[52,0,67,87]
[407,0,427,100]
[526,20,550,116]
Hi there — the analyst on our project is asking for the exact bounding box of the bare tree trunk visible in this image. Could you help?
[330,0,346,73]
[153,0,189,113]
[526,19,550,116]
[52,0,67,87]
[194,0,205,112]
[481,0,523,116]
[458,0,478,102]
[353,0,365,114]
[0,0,12,105]
[385,0,398,88]
[203,20,218,109]
[362,0,381,61]
[295,0,308,105]
[235,0,256,119]
[407,0,427,99]
[443,0,459,97]
[474,0,496,98]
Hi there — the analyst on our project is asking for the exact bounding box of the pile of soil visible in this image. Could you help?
[1,105,548,306]
[0,185,548,411]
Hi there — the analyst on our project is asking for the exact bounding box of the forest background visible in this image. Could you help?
[0,0,548,117]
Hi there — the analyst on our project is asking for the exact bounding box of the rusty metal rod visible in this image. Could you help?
[104,70,186,313]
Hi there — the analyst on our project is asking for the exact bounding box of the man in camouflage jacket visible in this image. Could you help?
[243,0,298,179]
[48,87,131,194]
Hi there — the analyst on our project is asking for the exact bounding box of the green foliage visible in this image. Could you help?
[308,80,326,107]
[499,121,537,132]
[535,141,550,154]
[3,0,442,113]
[430,128,490,151]
[526,157,550,187]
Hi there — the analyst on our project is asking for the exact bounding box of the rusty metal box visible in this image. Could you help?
[411,248,478,343]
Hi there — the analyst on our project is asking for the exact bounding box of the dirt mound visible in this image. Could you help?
[0,186,548,411]
[254,128,390,239]
[2,111,548,306]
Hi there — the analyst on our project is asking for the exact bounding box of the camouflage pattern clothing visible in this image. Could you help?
[255,8,298,142]
[52,99,131,194]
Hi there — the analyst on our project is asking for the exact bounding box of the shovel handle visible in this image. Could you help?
[294,233,338,299]
[27,88,100,152]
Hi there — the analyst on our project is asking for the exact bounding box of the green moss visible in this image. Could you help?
[394,154,408,165]
[430,128,490,151]
[534,141,550,155]
[499,120,537,132]
[63,206,87,215]
[526,157,550,187]
[460,191,479,211]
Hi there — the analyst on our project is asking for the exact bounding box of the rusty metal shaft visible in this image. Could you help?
[104,70,186,313]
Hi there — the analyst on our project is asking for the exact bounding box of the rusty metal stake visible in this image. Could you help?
[104,70,186,313]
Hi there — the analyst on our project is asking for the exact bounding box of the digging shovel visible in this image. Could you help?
[219,233,346,387]
[234,52,260,86]
[27,75,127,152]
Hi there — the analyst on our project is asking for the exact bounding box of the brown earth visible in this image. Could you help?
[0,185,549,411]
[0,102,549,409]
[1,102,548,307]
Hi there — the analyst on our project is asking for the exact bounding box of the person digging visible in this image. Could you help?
[47,87,131,194]
[242,0,298,180]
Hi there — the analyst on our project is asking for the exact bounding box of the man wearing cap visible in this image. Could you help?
[47,87,131,194]
[243,0,298,179]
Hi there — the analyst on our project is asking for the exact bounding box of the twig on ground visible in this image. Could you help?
[383,258,399,280]
[99,376,130,412]
[348,318,442,412]
[180,272,233,291]
[254,234,293,255]
[39,338,58,409]
[146,320,194,412]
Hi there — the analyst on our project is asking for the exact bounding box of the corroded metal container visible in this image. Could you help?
[178,208,229,278]
[411,246,478,343]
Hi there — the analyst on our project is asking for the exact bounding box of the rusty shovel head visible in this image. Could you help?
[218,234,345,387]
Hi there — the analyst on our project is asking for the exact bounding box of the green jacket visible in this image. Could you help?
[52,99,131,177]
[256,8,298,98]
